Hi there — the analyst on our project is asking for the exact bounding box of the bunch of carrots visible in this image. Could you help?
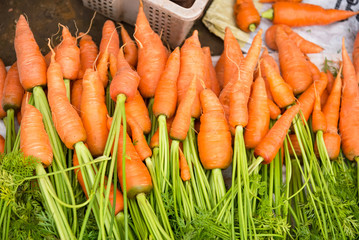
[1,1,359,239]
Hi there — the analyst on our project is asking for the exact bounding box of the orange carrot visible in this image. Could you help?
[353,31,359,83]
[339,39,359,161]
[73,151,124,214]
[268,99,281,120]
[81,69,109,157]
[109,53,117,79]
[320,89,329,109]
[116,125,153,198]
[305,57,321,82]
[55,26,80,80]
[222,27,244,89]
[20,104,53,166]
[323,66,342,134]
[20,92,31,123]
[2,62,24,112]
[256,48,279,101]
[96,49,110,88]
[127,116,152,161]
[47,54,67,97]
[265,2,359,27]
[254,104,300,164]
[125,90,151,134]
[262,57,295,108]
[276,26,312,94]
[234,0,261,32]
[79,33,98,78]
[153,47,180,119]
[121,25,138,68]
[287,134,302,157]
[110,48,140,102]
[312,90,327,133]
[203,47,221,96]
[0,135,4,154]
[224,30,263,126]
[99,20,119,61]
[44,45,58,67]
[71,79,83,115]
[15,15,47,91]
[322,132,341,160]
[179,148,190,181]
[215,52,225,89]
[244,77,270,149]
[260,0,302,2]
[135,1,168,98]
[265,24,323,53]
[325,69,335,94]
[297,72,328,121]
[177,30,205,118]
[170,76,197,141]
[198,88,232,169]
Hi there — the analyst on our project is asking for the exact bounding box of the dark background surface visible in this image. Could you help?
[0,0,224,66]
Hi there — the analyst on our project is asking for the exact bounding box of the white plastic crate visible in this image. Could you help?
[82,0,209,48]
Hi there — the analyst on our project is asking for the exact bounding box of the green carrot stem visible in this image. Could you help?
[147,98,157,143]
[64,78,71,100]
[4,109,15,153]
[78,192,96,240]
[136,193,171,240]
[316,131,335,179]
[269,160,274,209]
[158,114,170,193]
[105,73,115,117]
[145,157,175,239]
[128,199,148,239]
[249,23,257,32]
[262,8,274,20]
[210,168,227,211]
[274,153,282,217]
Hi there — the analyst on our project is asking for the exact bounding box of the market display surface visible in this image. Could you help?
[1,0,359,239]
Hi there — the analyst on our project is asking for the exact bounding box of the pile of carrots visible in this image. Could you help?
[1,1,359,239]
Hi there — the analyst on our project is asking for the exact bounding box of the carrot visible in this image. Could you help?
[256,48,278,101]
[254,104,300,164]
[73,151,124,214]
[177,30,205,118]
[287,134,302,157]
[170,76,197,141]
[44,45,58,67]
[223,27,244,89]
[262,2,359,27]
[325,69,335,94]
[116,124,152,198]
[305,56,321,82]
[99,20,119,61]
[121,25,138,68]
[234,0,261,32]
[47,54,67,97]
[14,15,47,91]
[322,132,341,160]
[96,49,109,87]
[20,104,53,166]
[353,31,359,83]
[153,47,180,119]
[203,47,221,96]
[47,64,87,149]
[79,33,98,78]
[339,39,359,161]
[265,24,323,53]
[215,52,225,89]
[134,1,168,98]
[244,77,270,149]
[109,53,117,80]
[0,135,4,154]
[268,99,281,120]
[150,118,173,149]
[125,91,151,134]
[225,29,263,127]
[2,63,24,111]
[127,116,152,161]
[179,147,190,181]
[20,92,31,123]
[320,89,329,109]
[0,59,6,117]
[81,69,109,157]
[297,72,328,121]
[262,57,295,108]
[111,48,140,102]
[275,26,312,94]
[323,66,342,134]
[55,25,80,80]
[198,88,233,169]
[71,79,83,115]
[312,90,327,133]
